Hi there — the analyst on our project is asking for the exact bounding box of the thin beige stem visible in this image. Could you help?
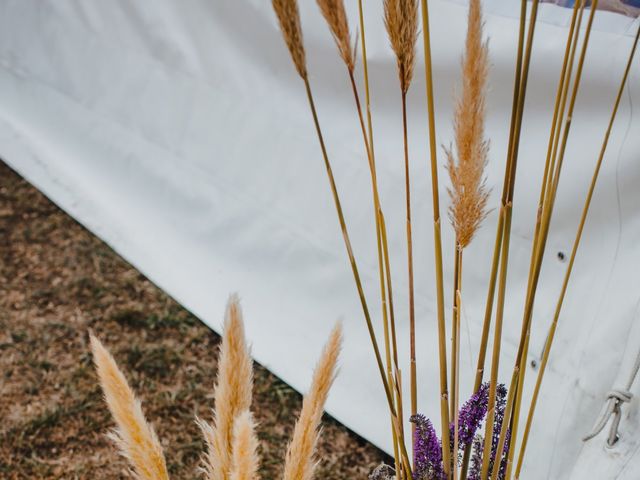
[452,248,463,480]
[488,367,519,480]
[450,244,460,419]
[401,87,418,435]
[480,203,512,480]
[514,17,640,480]
[420,1,451,476]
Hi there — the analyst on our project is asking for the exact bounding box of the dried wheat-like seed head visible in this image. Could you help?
[283,322,343,480]
[317,0,354,72]
[229,411,261,480]
[446,0,490,248]
[272,0,308,79]
[200,294,254,480]
[90,334,170,480]
[384,0,419,93]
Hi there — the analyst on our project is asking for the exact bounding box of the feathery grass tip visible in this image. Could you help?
[272,0,308,79]
[90,334,170,480]
[283,322,343,480]
[384,0,419,93]
[445,0,491,248]
[200,294,254,480]
[317,0,355,72]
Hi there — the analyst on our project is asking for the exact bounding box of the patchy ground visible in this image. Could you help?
[0,161,388,479]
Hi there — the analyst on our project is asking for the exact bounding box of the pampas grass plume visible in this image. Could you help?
[90,334,170,480]
[272,0,308,79]
[384,0,419,93]
[316,0,354,72]
[283,322,343,480]
[229,411,261,480]
[200,294,254,480]
[446,0,490,248]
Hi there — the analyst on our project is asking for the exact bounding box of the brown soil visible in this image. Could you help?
[0,161,388,479]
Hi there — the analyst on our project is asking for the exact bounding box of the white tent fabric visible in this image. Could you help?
[0,1,639,478]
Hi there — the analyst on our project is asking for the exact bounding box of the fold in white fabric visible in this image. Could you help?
[0,1,638,477]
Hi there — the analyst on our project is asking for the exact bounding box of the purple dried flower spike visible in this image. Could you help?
[451,382,490,447]
[411,414,445,480]
[411,383,509,480]
[467,383,510,480]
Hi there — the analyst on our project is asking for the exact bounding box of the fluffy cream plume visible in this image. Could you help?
[272,0,307,79]
[384,0,419,93]
[229,411,261,480]
[199,294,254,480]
[446,0,490,248]
[316,0,354,72]
[282,323,343,480]
[90,334,170,480]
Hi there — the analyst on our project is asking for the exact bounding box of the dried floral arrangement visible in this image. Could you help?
[88,1,640,479]
[91,295,342,480]
[269,0,640,479]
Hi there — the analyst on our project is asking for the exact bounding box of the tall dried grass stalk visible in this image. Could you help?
[229,411,260,480]
[420,1,451,474]
[384,0,420,431]
[467,0,526,423]
[384,0,419,93]
[317,0,354,72]
[272,0,307,79]
[200,295,254,480]
[283,323,343,480]
[445,2,490,476]
[272,1,412,474]
[90,335,170,480]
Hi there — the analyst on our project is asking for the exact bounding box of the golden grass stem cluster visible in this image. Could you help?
[514,20,640,478]
[272,0,413,477]
[93,295,343,480]
[320,0,409,472]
